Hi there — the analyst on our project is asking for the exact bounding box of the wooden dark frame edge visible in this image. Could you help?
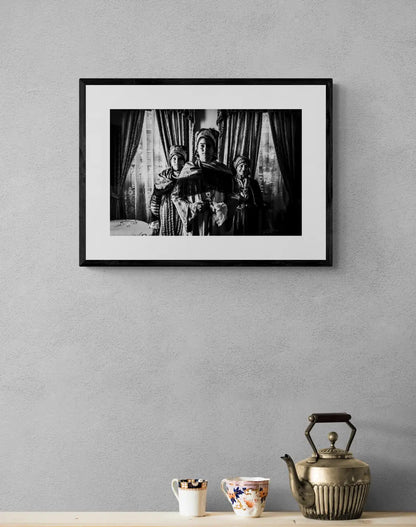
[79,78,333,267]
[79,79,86,266]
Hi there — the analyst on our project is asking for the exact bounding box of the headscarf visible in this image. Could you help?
[169,145,187,163]
[233,155,250,170]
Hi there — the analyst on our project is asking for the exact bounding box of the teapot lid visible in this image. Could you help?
[315,432,353,460]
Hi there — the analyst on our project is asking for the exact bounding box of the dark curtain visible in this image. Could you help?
[268,110,302,233]
[155,110,195,163]
[216,110,263,173]
[110,110,145,219]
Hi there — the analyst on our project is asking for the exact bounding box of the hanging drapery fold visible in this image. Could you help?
[155,110,195,163]
[267,110,302,233]
[110,110,145,219]
[216,110,263,173]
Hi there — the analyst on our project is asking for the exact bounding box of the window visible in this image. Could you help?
[122,111,165,222]
[256,113,289,234]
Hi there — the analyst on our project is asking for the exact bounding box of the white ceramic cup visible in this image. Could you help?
[171,479,207,517]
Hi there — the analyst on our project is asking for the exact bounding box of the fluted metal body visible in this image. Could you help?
[294,456,370,520]
[300,482,370,520]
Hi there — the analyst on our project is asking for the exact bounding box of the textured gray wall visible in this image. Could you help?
[1,0,415,513]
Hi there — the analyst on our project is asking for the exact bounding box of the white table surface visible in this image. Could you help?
[0,512,415,527]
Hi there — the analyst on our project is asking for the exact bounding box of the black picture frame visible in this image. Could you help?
[80,78,332,266]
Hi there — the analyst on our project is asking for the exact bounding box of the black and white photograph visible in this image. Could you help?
[110,109,302,238]
[80,79,331,265]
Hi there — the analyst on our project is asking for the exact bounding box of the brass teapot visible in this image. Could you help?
[282,413,370,520]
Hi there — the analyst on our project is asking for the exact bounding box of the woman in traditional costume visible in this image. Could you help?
[172,129,233,236]
[150,145,187,236]
[231,155,264,235]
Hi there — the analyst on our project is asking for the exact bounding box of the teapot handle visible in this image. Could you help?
[305,413,356,459]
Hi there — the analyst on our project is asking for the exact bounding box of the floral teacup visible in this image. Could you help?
[221,477,269,517]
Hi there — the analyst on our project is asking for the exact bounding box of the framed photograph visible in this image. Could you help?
[80,79,332,266]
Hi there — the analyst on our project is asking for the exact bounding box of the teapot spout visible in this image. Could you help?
[281,454,315,509]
